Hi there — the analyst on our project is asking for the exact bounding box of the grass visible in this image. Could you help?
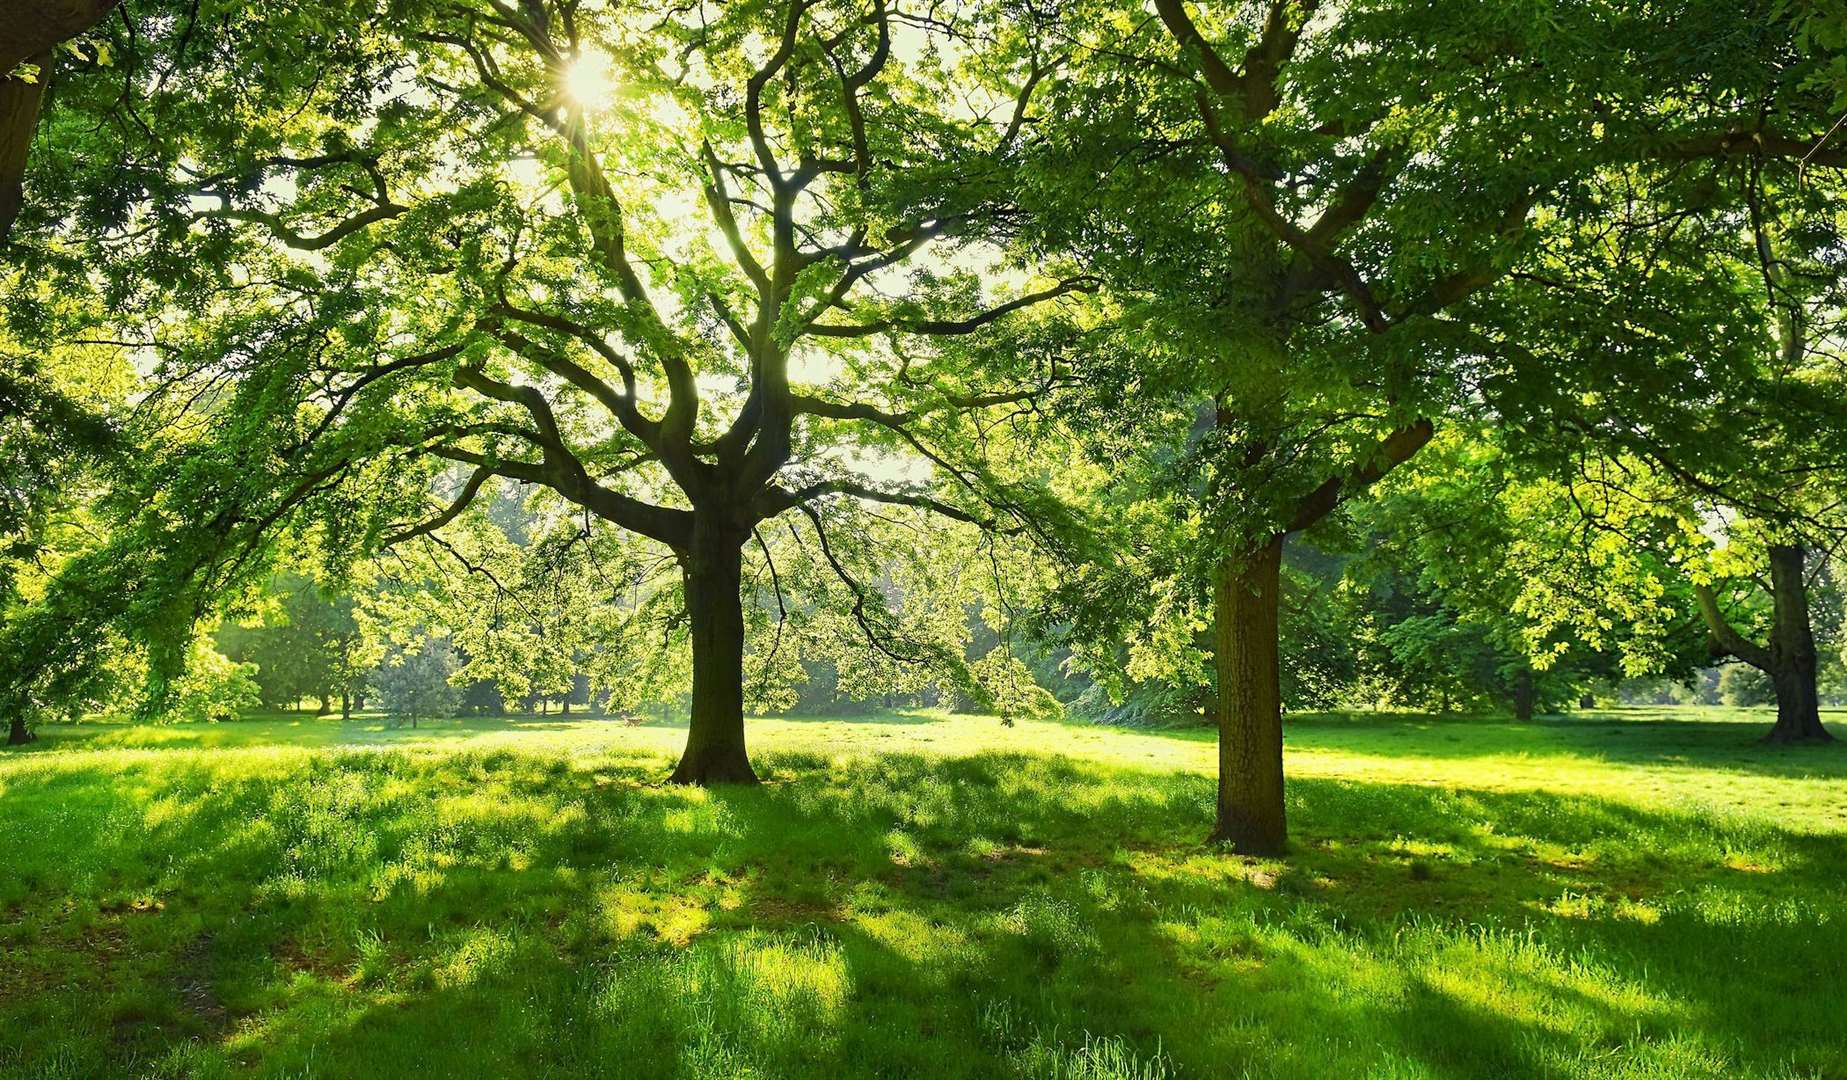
[2,706,1845,1078]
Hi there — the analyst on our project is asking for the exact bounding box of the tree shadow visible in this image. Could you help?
[759,709,949,726]
[4,741,1845,1076]
[1103,708,1847,781]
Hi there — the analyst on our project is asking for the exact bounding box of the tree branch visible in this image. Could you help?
[1285,418,1434,533]
[1692,583,1772,671]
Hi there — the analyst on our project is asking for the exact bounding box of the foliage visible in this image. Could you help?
[2,0,1091,738]
[219,573,375,711]
[162,637,261,724]
[370,635,462,724]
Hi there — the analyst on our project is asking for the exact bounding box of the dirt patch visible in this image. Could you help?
[273,937,347,981]
[176,932,231,1034]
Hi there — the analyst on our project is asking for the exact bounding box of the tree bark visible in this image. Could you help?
[6,714,33,745]
[0,52,46,242]
[1695,545,1833,744]
[669,520,758,785]
[1210,537,1286,854]
[0,2,122,73]
[1512,666,1535,723]
[1764,544,1832,744]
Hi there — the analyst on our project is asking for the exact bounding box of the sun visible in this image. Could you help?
[560,52,615,110]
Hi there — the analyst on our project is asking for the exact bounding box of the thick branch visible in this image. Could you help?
[1285,418,1434,533]
[381,465,494,547]
[762,478,1015,533]
[807,277,1096,339]
[191,202,407,250]
[1693,583,1773,671]
[0,1,120,71]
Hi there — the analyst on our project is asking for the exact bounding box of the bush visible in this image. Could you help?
[166,640,260,723]
[1718,664,1774,707]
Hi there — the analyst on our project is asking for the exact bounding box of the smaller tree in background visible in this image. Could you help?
[370,637,460,730]
[1719,664,1775,708]
[219,574,376,714]
[1691,529,1844,743]
[165,637,260,724]
[1341,432,1652,720]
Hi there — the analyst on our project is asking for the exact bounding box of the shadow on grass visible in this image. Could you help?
[1104,707,1847,781]
[3,744,1845,1077]
[758,709,947,726]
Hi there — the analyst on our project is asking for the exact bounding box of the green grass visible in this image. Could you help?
[2,707,1845,1078]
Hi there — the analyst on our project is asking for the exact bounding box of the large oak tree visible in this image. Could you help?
[4,0,1081,773]
[1018,0,1847,851]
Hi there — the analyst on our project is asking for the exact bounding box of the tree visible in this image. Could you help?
[370,636,460,728]
[0,335,123,743]
[219,573,375,714]
[1463,16,1847,743]
[1694,540,1837,743]
[1012,0,1822,851]
[16,0,1082,779]
[1346,432,1675,720]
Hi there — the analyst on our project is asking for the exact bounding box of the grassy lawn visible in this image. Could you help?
[2,707,1845,1078]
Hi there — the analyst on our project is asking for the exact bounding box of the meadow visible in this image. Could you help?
[2,707,1844,1079]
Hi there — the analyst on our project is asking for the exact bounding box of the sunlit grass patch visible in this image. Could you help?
[2,707,1845,1077]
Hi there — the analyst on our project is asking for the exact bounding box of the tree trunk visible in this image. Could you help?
[1210,537,1286,854]
[1764,544,1832,744]
[0,52,47,243]
[6,715,33,745]
[1512,666,1535,723]
[340,690,350,721]
[670,522,758,785]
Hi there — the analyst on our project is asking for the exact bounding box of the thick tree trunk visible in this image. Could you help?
[1210,537,1286,854]
[669,523,758,785]
[340,690,350,721]
[1694,546,1833,745]
[1764,545,1832,744]
[0,53,47,243]
[0,4,126,243]
[1512,666,1535,723]
[6,714,33,745]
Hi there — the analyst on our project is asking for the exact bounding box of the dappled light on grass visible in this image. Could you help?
[3,708,1846,1076]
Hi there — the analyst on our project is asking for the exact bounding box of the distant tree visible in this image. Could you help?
[370,637,460,729]
[1719,664,1776,708]
[220,574,373,714]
